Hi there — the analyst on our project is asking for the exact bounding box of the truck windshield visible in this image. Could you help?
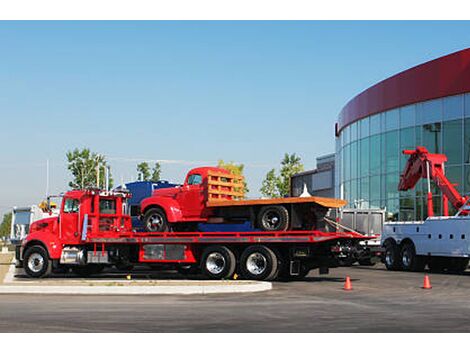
[100,199,116,214]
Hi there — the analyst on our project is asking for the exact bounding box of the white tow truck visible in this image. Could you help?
[382,147,470,273]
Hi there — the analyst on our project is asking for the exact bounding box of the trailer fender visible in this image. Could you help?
[140,197,184,223]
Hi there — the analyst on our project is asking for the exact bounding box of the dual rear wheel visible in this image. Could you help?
[200,245,280,281]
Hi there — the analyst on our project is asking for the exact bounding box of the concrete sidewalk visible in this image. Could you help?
[0,253,272,295]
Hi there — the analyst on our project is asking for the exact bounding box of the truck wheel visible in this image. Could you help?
[400,242,425,272]
[201,246,236,280]
[240,245,279,281]
[71,265,105,277]
[23,245,52,278]
[143,208,170,232]
[257,206,289,231]
[384,242,401,271]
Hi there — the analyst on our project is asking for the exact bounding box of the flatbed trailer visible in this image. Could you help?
[16,189,366,281]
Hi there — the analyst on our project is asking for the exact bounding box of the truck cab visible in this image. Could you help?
[16,189,132,278]
[140,167,232,232]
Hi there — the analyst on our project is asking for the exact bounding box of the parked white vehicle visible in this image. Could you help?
[381,216,470,272]
[10,201,59,244]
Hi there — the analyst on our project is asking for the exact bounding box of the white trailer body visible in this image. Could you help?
[382,217,470,257]
[381,216,470,272]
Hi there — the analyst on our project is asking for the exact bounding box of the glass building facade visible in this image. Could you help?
[336,93,470,221]
[335,48,470,221]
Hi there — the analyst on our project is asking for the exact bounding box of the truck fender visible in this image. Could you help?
[22,232,62,260]
[140,197,184,223]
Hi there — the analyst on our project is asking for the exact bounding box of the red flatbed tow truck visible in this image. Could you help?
[16,176,367,281]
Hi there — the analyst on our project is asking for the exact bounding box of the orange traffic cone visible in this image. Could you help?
[343,276,353,291]
[422,275,432,289]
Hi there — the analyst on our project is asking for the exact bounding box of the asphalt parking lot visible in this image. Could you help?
[1,263,470,332]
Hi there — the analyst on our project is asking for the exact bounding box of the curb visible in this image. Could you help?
[0,281,272,295]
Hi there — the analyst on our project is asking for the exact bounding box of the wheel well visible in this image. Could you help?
[399,238,415,249]
[383,238,398,248]
[142,205,166,217]
[24,240,50,258]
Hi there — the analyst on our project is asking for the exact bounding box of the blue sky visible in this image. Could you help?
[1,21,470,212]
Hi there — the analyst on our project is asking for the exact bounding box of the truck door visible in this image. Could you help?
[60,197,80,241]
[178,173,205,218]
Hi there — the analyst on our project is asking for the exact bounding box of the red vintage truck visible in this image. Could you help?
[15,186,365,281]
[140,166,346,233]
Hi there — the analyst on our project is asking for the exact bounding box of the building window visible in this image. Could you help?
[443,95,463,120]
[370,114,381,135]
[399,127,416,169]
[385,109,399,131]
[443,119,463,165]
[422,122,442,154]
[465,93,470,117]
[464,118,470,163]
[360,117,369,139]
[369,134,381,175]
[384,131,399,174]
[419,99,442,124]
[400,104,416,129]
[360,138,370,177]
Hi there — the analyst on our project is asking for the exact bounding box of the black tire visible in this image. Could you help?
[257,205,289,231]
[143,208,170,232]
[71,265,105,277]
[240,245,279,281]
[446,258,469,273]
[23,245,52,278]
[400,242,426,272]
[200,246,236,280]
[384,241,401,271]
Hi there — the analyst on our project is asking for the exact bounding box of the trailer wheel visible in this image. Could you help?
[201,246,236,280]
[400,242,425,272]
[143,208,170,232]
[71,265,105,277]
[23,245,52,278]
[384,241,401,271]
[240,245,279,281]
[257,206,289,231]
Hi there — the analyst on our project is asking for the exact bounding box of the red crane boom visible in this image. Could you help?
[398,146,469,217]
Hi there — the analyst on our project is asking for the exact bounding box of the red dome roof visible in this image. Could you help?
[337,48,470,134]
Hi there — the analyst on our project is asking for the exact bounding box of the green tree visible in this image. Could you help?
[0,212,12,239]
[277,153,304,197]
[218,160,249,195]
[137,162,151,181]
[66,148,113,189]
[151,162,162,182]
[259,153,304,198]
[260,168,280,198]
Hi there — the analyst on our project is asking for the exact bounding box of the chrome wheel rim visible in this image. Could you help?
[206,253,226,275]
[246,253,267,275]
[385,250,394,267]
[27,253,44,273]
[262,211,280,230]
[148,213,164,231]
[402,249,412,267]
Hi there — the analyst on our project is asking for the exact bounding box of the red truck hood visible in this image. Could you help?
[152,187,180,198]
